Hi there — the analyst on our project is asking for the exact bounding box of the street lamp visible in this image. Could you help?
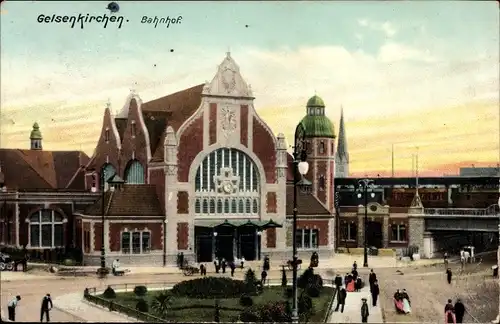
[357,179,375,268]
[291,122,312,324]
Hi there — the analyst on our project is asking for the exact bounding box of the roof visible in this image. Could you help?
[195,219,282,229]
[286,184,331,215]
[141,84,204,162]
[459,167,500,177]
[334,176,500,187]
[299,115,336,138]
[0,149,89,190]
[307,95,325,107]
[82,184,164,216]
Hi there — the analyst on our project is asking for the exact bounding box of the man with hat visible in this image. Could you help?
[454,298,465,323]
[7,295,21,321]
[361,297,369,323]
[40,293,53,322]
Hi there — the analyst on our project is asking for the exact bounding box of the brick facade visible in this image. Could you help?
[252,117,276,184]
[178,115,203,182]
[240,105,248,147]
[177,222,189,250]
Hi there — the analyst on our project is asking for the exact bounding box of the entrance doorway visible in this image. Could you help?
[215,226,235,261]
[195,227,213,262]
[366,221,383,248]
[238,226,258,261]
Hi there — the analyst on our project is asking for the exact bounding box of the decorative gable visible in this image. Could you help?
[203,52,253,98]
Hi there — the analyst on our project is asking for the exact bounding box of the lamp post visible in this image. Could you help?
[357,179,375,268]
[291,122,312,324]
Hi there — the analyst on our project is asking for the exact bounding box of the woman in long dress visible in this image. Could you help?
[394,290,404,313]
[346,278,356,292]
[401,289,412,313]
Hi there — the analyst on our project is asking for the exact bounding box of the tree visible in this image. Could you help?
[151,291,172,318]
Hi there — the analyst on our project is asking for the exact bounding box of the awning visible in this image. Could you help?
[194,219,283,229]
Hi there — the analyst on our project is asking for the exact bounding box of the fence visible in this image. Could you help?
[84,278,338,323]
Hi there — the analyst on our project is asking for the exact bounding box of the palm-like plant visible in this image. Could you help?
[151,291,172,319]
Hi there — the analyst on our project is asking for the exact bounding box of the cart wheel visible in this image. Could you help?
[0,262,5,271]
[6,262,14,271]
[183,268,190,276]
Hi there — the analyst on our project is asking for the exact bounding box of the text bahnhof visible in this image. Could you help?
[37,14,127,29]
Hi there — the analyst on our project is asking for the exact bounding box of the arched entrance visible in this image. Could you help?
[366,221,383,248]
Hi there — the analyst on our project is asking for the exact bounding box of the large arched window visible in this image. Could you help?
[194,148,260,216]
[124,159,145,184]
[29,209,64,248]
[100,163,117,190]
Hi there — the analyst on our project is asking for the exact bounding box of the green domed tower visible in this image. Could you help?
[297,95,336,212]
[30,122,43,150]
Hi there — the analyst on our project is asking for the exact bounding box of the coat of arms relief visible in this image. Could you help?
[220,105,237,138]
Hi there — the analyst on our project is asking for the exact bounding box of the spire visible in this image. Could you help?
[410,147,423,208]
[336,106,349,162]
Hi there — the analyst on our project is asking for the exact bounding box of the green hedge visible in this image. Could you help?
[171,277,247,299]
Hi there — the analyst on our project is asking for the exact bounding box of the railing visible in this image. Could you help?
[85,278,337,323]
[424,204,499,217]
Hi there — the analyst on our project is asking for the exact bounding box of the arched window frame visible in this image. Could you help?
[193,148,261,216]
[124,159,145,184]
[28,209,65,248]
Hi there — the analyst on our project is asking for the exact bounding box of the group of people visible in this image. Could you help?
[344,261,363,292]
[6,293,52,322]
[393,289,412,314]
[445,298,466,323]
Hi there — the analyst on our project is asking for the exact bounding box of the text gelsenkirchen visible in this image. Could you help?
[37,14,127,29]
[141,15,182,28]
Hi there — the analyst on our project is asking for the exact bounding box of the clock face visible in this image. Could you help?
[223,182,233,194]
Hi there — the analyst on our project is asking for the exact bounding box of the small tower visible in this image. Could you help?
[30,122,43,150]
[298,95,336,211]
[335,107,349,178]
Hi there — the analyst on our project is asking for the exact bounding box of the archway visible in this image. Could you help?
[124,159,145,184]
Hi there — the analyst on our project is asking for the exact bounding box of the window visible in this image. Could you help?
[121,231,151,254]
[319,175,325,191]
[29,210,64,248]
[124,160,145,184]
[100,163,117,191]
[390,224,407,242]
[105,128,110,142]
[331,142,334,155]
[340,221,356,241]
[83,230,91,253]
[131,121,137,137]
[295,229,319,249]
[319,141,325,154]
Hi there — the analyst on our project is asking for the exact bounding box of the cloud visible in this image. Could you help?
[378,42,436,62]
[357,19,397,37]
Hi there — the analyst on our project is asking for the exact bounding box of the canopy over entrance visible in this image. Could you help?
[195,219,283,230]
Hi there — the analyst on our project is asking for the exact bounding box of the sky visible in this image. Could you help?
[1,1,499,176]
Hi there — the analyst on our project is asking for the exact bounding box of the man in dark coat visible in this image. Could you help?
[334,286,346,313]
[454,298,465,323]
[40,293,53,322]
[229,261,236,277]
[261,269,268,285]
[371,280,380,307]
[368,269,377,289]
[352,269,358,280]
[361,298,369,323]
[334,274,343,290]
[352,261,358,272]
[355,277,362,292]
[446,268,453,284]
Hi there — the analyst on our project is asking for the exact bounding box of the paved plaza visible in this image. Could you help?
[2,255,490,323]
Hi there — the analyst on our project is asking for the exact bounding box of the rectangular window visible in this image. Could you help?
[303,230,311,248]
[340,222,356,241]
[319,142,325,154]
[311,229,318,248]
[295,230,303,249]
[142,232,151,253]
[84,230,91,253]
[41,224,52,247]
[296,229,319,249]
[121,232,131,253]
[348,223,357,241]
[131,122,137,137]
[30,224,40,247]
[390,224,407,242]
[54,224,63,247]
[132,231,141,254]
[105,129,110,142]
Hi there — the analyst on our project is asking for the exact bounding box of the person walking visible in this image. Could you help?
[230,261,236,277]
[334,286,346,313]
[368,269,377,289]
[454,298,465,323]
[7,295,21,321]
[261,269,268,285]
[361,298,369,323]
[334,274,342,291]
[371,280,380,307]
[446,268,453,284]
[40,293,53,322]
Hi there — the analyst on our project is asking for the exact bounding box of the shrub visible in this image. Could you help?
[239,294,253,307]
[284,287,293,299]
[63,258,76,266]
[298,293,313,316]
[298,267,315,289]
[259,301,291,322]
[151,291,171,318]
[244,269,258,294]
[171,277,247,299]
[239,307,260,322]
[103,286,116,299]
[306,284,321,298]
[136,299,149,313]
[134,285,148,297]
[312,274,323,288]
[281,267,287,287]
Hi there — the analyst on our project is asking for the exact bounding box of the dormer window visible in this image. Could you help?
[319,141,325,154]
[131,121,136,137]
[105,128,110,143]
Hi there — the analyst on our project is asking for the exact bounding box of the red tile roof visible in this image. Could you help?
[0,149,89,190]
[82,184,164,216]
[285,184,331,216]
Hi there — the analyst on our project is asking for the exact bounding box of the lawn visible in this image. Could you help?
[102,285,335,322]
